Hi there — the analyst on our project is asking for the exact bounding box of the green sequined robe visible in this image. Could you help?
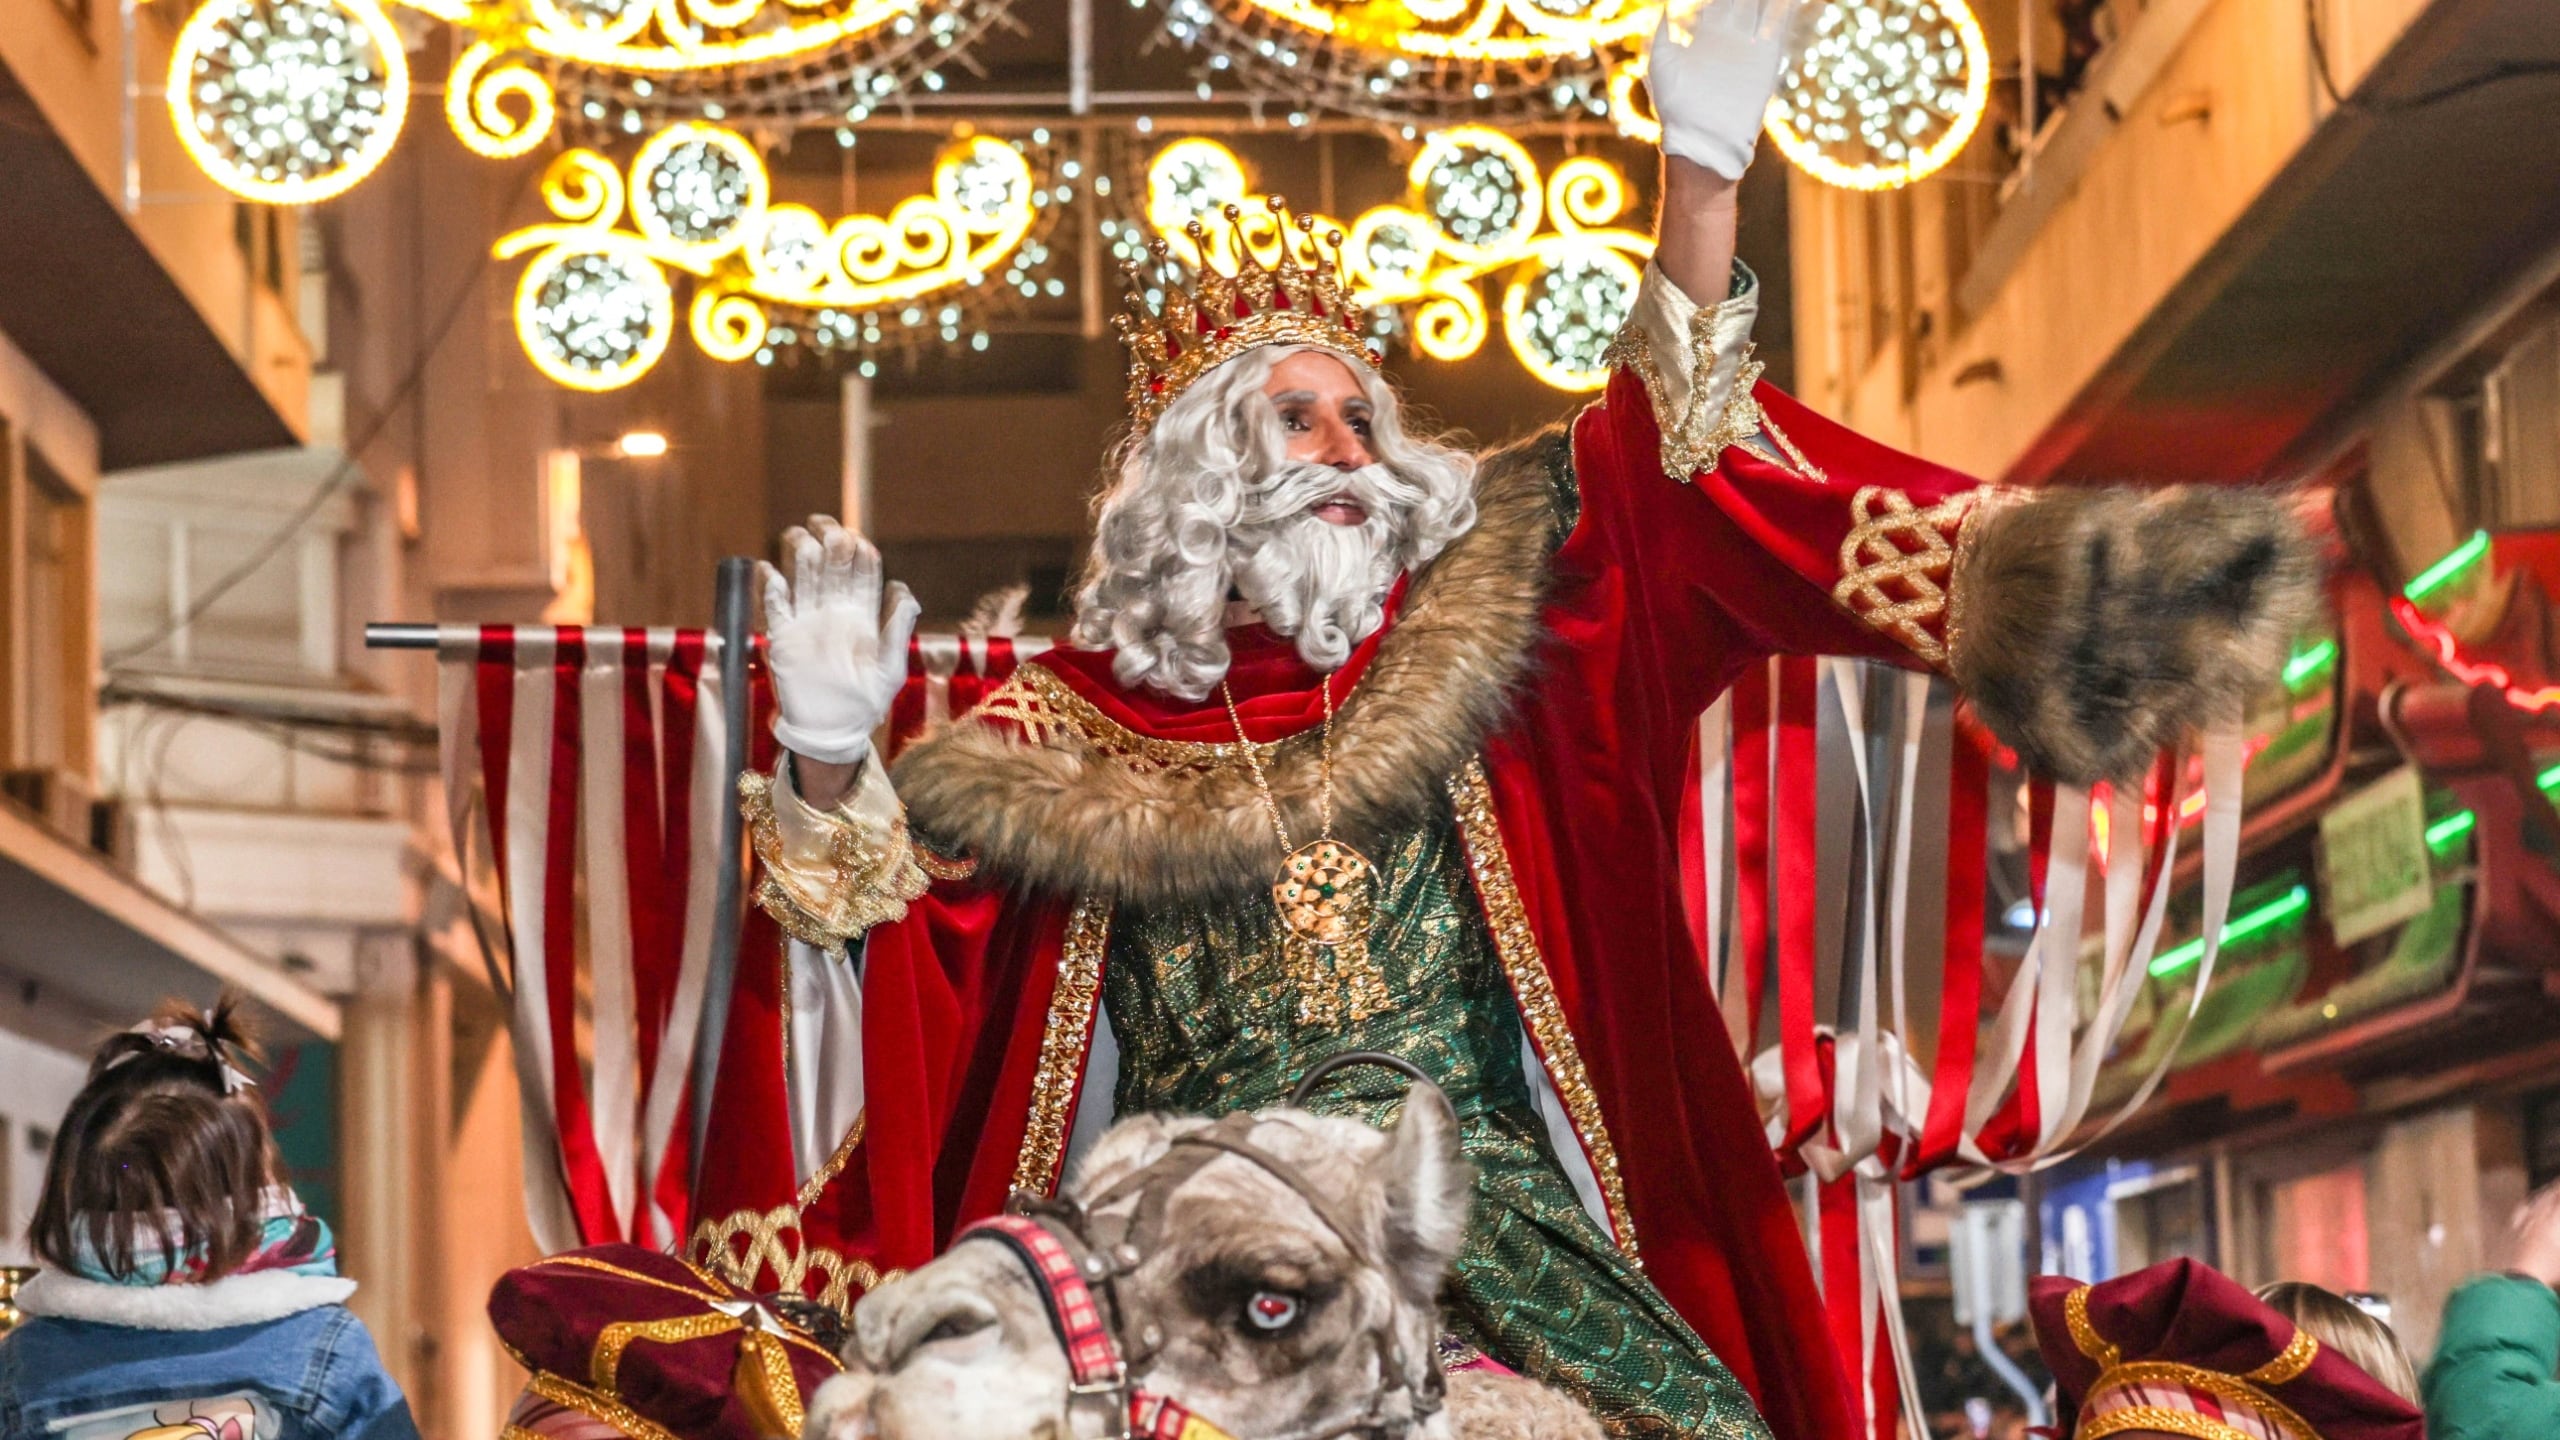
[1102,805,1775,1440]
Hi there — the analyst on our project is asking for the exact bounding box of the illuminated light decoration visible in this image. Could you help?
[1763,0,1992,190]
[167,0,409,204]
[1140,131,1650,392]
[2281,637,2338,692]
[2403,529,2491,603]
[2148,884,2312,980]
[497,128,1041,390]
[445,42,557,158]
[2424,761,2560,858]
[2390,595,2560,714]
[1151,0,1648,126]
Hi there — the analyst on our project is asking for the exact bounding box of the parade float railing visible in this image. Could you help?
[377,606,2243,1440]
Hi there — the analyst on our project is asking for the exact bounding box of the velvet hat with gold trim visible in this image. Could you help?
[488,1243,843,1440]
[2028,1260,2420,1440]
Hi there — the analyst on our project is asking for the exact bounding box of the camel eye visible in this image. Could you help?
[1242,1290,1301,1334]
[922,1313,994,1345]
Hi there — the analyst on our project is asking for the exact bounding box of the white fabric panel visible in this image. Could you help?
[1521,1035,1613,1236]
[786,938,867,1187]
[580,649,639,1233]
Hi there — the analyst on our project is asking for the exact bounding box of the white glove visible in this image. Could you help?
[759,515,920,769]
[1648,0,1812,181]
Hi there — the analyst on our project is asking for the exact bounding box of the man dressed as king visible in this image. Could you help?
[735,6,2320,1436]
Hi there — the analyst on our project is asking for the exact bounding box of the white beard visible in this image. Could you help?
[1229,461,1419,674]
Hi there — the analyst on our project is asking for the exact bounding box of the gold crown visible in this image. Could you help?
[1118,197,1381,432]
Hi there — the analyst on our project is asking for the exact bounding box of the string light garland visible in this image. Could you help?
[167,0,409,204]
[1138,130,1652,391]
[496,126,1047,390]
[1763,0,1992,190]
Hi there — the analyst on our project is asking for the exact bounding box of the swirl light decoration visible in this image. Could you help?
[1152,0,1646,126]
[495,124,1043,390]
[167,0,410,203]
[1142,131,1652,392]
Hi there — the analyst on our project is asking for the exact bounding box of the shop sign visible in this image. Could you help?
[2318,767,2434,947]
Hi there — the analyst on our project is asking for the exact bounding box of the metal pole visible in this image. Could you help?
[1067,0,1094,116]
[689,557,758,1196]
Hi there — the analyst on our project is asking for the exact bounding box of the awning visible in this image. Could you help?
[0,59,297,469]
[0,801,340,1044]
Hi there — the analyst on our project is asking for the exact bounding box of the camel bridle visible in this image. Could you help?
[955,1054,1452,1440]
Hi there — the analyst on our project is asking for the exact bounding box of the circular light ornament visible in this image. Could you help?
[750,204,832,291]
[939,137,1034,226]
[515,239,676,392]
[1764,0,1992,191]
[1146,138,1252,242]
[630,123,768,263]
[1414,127,1540,261]
[168,0,409,204]
[1502,241,1641,390]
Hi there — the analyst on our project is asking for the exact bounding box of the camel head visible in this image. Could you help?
[806,1082,1472,1440]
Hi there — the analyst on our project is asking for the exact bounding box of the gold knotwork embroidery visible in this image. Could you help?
[2243,1326,2320,1385]
[687,1206,883,1313]
[1448,760,1637,1259]
[1830,485,1986,668]
[524,1371,684,1440]
[740,767,929,946]
[2077,1406,2259,1440]
[1012,895,1112,1196]
[1602,306,1822,485]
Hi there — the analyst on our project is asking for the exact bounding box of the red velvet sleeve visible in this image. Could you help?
[1559,368,1988,734]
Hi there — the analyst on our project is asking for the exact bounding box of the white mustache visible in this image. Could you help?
[1238,461,1426,527]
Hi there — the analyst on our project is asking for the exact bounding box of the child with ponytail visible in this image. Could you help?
[0,995,417,1440]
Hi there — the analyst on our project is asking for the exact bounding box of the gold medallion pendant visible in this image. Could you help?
[1223,678,1395,1029]
[1274,839,1376,946]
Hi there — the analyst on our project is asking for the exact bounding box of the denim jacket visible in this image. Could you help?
[0,1270,417,1440]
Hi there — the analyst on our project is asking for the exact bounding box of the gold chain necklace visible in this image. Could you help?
[1220,676,1391,1028]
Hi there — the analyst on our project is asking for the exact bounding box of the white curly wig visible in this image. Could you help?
[1071,345,1479,700]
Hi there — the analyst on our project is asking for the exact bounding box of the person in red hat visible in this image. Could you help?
[2027,1258,2423,1440]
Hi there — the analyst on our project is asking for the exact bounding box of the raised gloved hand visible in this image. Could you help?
[759,516,920,769]
[1648,0,1814,181]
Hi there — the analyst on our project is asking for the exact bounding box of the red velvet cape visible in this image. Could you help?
[695,369,1986,1440]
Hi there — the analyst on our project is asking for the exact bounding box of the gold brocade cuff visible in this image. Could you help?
[739,761,929,947]
[1604,260,1823,484]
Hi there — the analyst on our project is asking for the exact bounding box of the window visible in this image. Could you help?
[0,427,95,779]
[98,466,346,682]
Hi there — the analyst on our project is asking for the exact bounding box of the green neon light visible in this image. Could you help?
[2404,530,2491,603]
[2424,810,2477,853]
[2281,639,2339,691]
[2150,885,2313,979]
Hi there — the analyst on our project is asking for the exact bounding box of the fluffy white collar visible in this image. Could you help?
[16,1268,358,1330]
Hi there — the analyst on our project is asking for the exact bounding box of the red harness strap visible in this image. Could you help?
[963,1214,1125,1391]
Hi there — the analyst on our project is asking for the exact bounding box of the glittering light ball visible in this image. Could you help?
[751,205,831,292]
[631,123,766,257]
[516,242,675,392]
[939,138,1034,226]
[1418,134,1536,255]
[168,0,408,204]
[1766,0,1992,190]
[1504,244,1640,391]
[1146,136,1251,238]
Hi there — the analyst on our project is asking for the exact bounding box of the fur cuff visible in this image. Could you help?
[1948,485,2321,786]
[16,1268,357,1330]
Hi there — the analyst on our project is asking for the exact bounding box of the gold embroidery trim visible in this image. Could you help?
[915,843,979,882]
[980,664,1286,774]
[2244,1326,2320,1385]
[1830,485,1988,668]
[740,766,929,947]
[2090,1365,2318,1440]
[2077,1407,2257,1440]
[796,1111,867,1212]
[498,1425,550,1440]
[1447,759,1637,1258]
[528,1253,842,1367]
[1602,304,1823,485]
[1011,894,1112,1196]
[524,1371,684,1440]
[2064,1285,2320,1440]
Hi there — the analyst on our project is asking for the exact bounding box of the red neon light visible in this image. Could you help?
[2392,596,2560,712]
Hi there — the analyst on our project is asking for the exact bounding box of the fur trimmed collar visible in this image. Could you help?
[15,1268,358,1330]
[895,429,1571,907]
